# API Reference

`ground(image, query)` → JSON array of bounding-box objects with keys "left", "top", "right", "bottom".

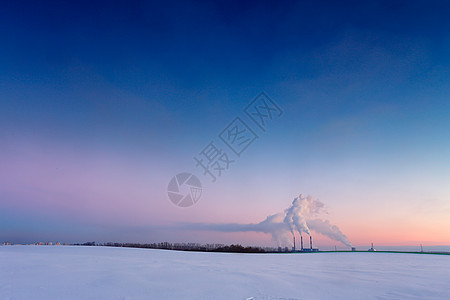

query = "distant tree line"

[
  {"left": 71, "top": 242, "right": 273, "bottom": 253},
  {"left": 212, "top": 244, "right": 266, "bottom": 253}
]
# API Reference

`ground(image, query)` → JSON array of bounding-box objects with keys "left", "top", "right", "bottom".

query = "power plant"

[
  {"left": 277, "top": 233, "right": 357, "bottom": 253},
  {"left": 292, "top": 234, "right": 319, "bottom": 252}
]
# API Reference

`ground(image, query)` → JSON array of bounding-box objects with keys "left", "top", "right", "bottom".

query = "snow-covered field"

[{"left": 1, "top": 246, "right": 449, "bottom": 300}]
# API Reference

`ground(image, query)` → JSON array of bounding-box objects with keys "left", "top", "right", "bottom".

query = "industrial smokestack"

[
  {"left": 293, "top": 236, "right": 296, "bottom": 252},
  {"left": 301, "top": 235, "right": 303, "bottom": 251},
  {"left": 310, "top": 235, "right": 313, "bottom": 250}
]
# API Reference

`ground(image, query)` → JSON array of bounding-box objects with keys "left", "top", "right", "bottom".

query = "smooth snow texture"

[{"left": 0, "top": 245, "right": 449, "bottom": 300}]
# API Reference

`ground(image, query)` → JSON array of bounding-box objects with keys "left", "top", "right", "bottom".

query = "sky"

[{"left": 1, "top": 0, "right": 449, "bottom": 249}]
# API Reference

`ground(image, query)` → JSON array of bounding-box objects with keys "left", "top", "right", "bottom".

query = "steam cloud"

[{"left": 183, "top": 193, "right": 352, "bottom": 247}]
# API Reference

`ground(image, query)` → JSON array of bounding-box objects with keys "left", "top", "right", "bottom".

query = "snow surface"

[{"left": 1, "top": 245, "right": 449, "bottom": 300}]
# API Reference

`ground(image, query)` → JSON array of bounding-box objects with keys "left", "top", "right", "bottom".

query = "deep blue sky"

[{"left": 1, "top": 1, "right": 449, "bottom": 246}]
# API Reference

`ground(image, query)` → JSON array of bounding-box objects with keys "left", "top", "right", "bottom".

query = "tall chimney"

[
  {"left": 310, "top": 235, "right": 313, "bottom": 250},
  {"left": 301, "top": 235, "right": 303, "bottom": 251},
  {"left": 293, "top": 236, "right": 296, "bottom": 252}
]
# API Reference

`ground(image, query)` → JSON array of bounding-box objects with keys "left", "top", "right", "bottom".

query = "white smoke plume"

[
  {"left": 181, "top": 193, "right": 352, "bottom": 247},
  {"left": 306, "top": 219, "right": 352, "bottom": 248},
  {"left": 284, "top": 194, "right": 324, "bottom": 236}
]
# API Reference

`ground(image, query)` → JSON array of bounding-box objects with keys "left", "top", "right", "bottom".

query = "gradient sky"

[{"left": 1, "top": 0, "right": 449, "bottom": 248}]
